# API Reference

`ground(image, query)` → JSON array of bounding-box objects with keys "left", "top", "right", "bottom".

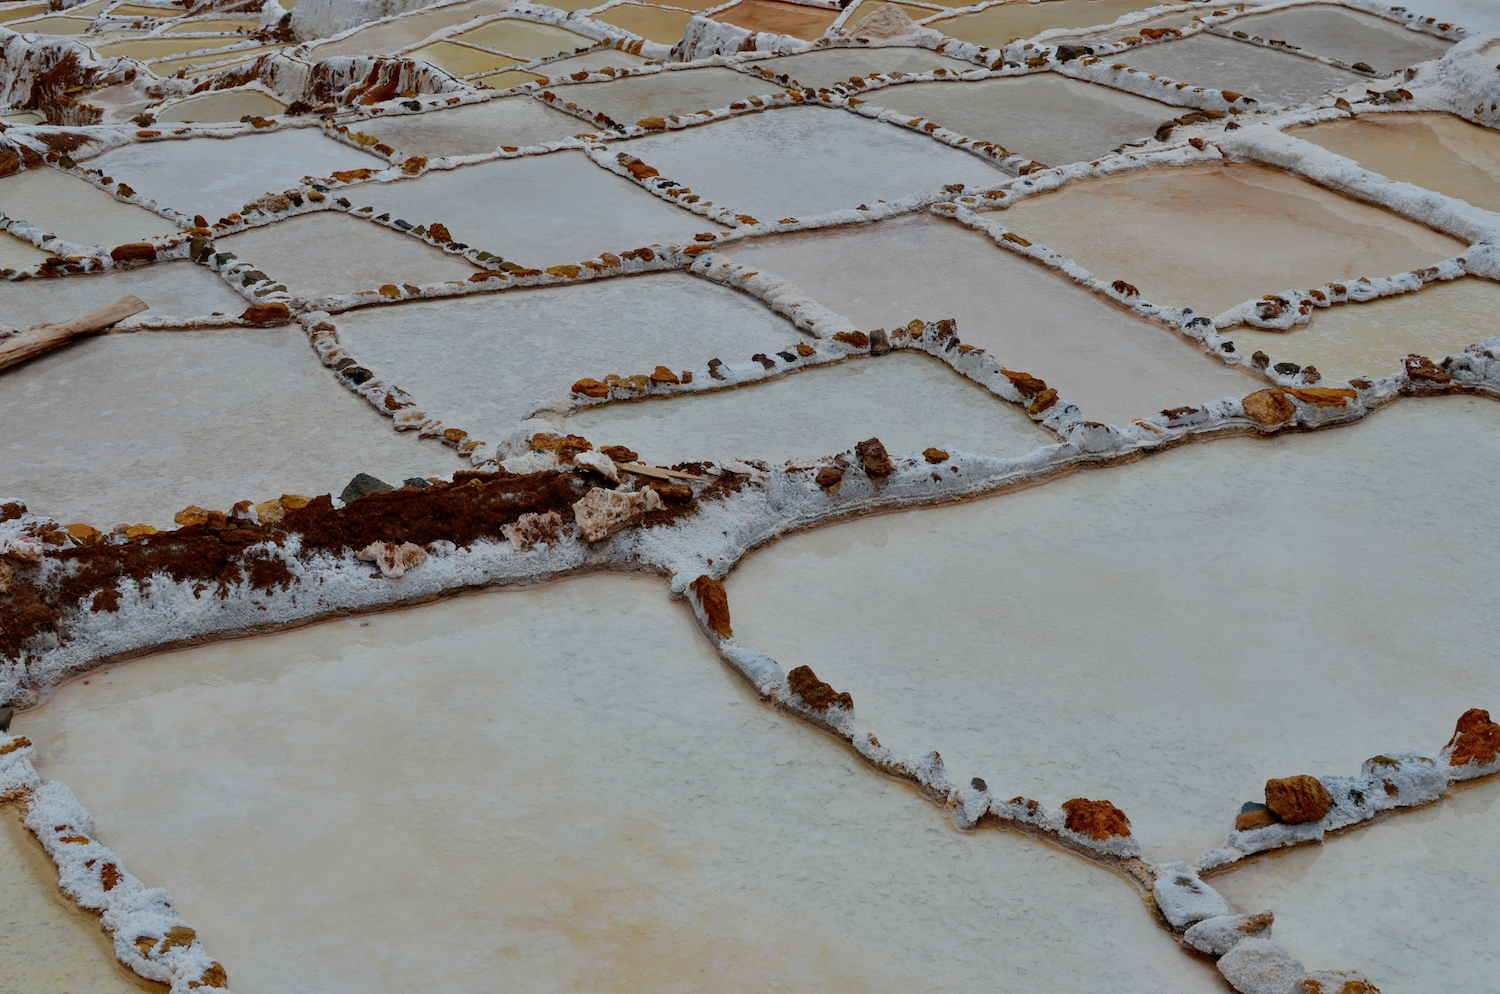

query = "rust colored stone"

[
  {"left": 1264, "top": 775, "right": 1332, "bottom": 824},
  {"left": 855, "top": 437, "right": 895, "bottom": 477},
  {"left": 330, "top": 168, "right": 375, "bottom": 183},
  {"left": 1029, "top": 388, "right": 1059, "bottom": 415},
  {"left": 174, "top": 506, "right": 210, "bottom": 528},
  {"left": 1235, "top": 808, "right": 1278, "bottom": 831},
  {"left": 1286, "top": 387, "right": 1356, "bottom": 407},
  {"left": 427, "top": 222, "right": 452, "bottom": 243},
  {"left": 815, "top": 466, "right": 844, "bottom": 490},
  {"left": 1446, "top": 708, "right": 1500, "bottom": 766},
  {"left": 833, "top": 330, "right": 869, "bottom": 348},
  {"left": 240, "top": 303, "right": 291, "bottom": 325},
  {"left": 1111, "top": 279, "right": 1139, "bottom": 296},
  {"left": 400, "top": 155, "right": 427, "bottom": 175},
  {"left": 1404, "top": 354, "right": 1451, "bottom": 384},
  {"left": 1000, "top": 368, "right": 1047, "bottom": 396},
  {"left": 1242, "top": 388, "right": 1296, "bottom": 425},
  {"left": 689, "top": 575, "right": 732, "bottom": 638},
  {"left": 786, "top": 665, "right": 852, "bottom": 711},
  {"left": 599, "top": 445, "right": 638, "bottom": 462},
  {"left": 530, "top": 433, "right": 592, "bottom": 462},
  {"left": 100, "top": 862, "right": 121, "bottom": 890},
  {"left": 64, "top": 523, "right": 101, "bottom": 545},
  {"left": 636, "top": 116, "right": 666, "bottom": 130},
  {"left": 923, "top": 447, "right": 948, "bottom": 464},
  {"left": 545, "top": 265, "right": 581, "bottom": 278},
  {"left": 188, "top": 962, "right": 229, "bottom": 989},
  {"left": 1000, "top": 231, "right": 1031, "bottom": 247},
  {"left": 795, "top": 342, "right": 816, "bottom": 357},
  {"left": 1061, "top": 798, "right": 1132, "bottom": 840},
  {"left": 110, "top": 243, "right": 156, "bottom": 264},
  {"left": 0, "top": 736, "right": 31, "bottom": 755},
  {"left": 649, "top": 365, "right": 679, "bottom": 384}
]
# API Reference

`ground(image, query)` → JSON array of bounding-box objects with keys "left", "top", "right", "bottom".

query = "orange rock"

[
  {"left": 110, "top": 243, "right": 156, "bottom": 264},
  {"left": 546, "top": 265, "right": 581, "bottom": 278},
  {"left": 330, "top": 168, "right": 375, "bottom": 183},
  {"left": 240, "top": 303, "right": 291, "bottom": 325},
  {"left": 815, "top": 466, "right": 843, "bottom": 493},
  {"left": 1286, "top": 387, "right": 1356, "bottom": 407},
  {"left": 636, "top": 116, "right": 666, "bottom": 130},
  {"left": 427, "top": 222, "right": 452, "bottom": 242},
  {"left": 125, "top": 524, "right": 158, "bottom": 540},
  {"left": 923, "top": 447, "right": 948, "bottom": 463},
  {"left": 1235, "top": 807, "right": 1278, "bottom": 831},
  {"left": 530, "top": 432, "right": 592, "bottom": 462},
  {"left": 1029, "top": 388, "right": 1059, "bottom": 415},
  {"left": 1000, "top": 231, "right": 1031, "bottom": 247},
  {"left": 600, "top": 444, "right": 638, "bottom": 462},
  {"left": 1404, "top": 354, "right": 1451, "bottom": 384},
  {"left": 1264, "top": 775, "right": 1332, "bottom": 823},
  {"left": 795, "top": 342, "right": 816, "bottom": 357},
  {"left": 174, "top": 506, "right": 209, "bottom": 528},
  {"left": 64, "top": 523, "right": 102, "bottom": 545},
  {"left": 855, "top": 437, "right": 895, "bottom": 477},
  {"left": 281, "top": 495, "right": 311, "bottom": 512},
  {"left": 689, "top": 575, "right": 732, "bottom": 638},
  {"left": 786, "top": 665, "right": 852, "bottom": 711},
  {"left": 190, "top": 962, "right": 229, "bottom": 989},
  {"left": 1061, "top": 798, "right": 1132, "bottom": 840},
  {"left": 833, "top": 330, "right": 869, "bottom": 348},
  {"left": 379, "top": 284, "right": 402, "bottom": 298},
  {"left": 254, "top": 499, "right": 285, "bottom": 524},
  {"left": 1000, "top": 368, "right": 1047, "bottom": 396},
  {"left": 1445, "top": 708, "right": 1500, "bottom": 767},
  {"left": 1242, "top": 388, "right": 1296, "bottom": 426},
  {"left": 400, "top": 155, "right": 427, "bottom": 175},
  {"left": 572, "top": 378, "right": 609, "bottom": 398}
]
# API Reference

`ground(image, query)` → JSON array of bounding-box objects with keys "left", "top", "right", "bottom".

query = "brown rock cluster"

[
  {"left": 689, "top": 575, "right": 732, "bottom": 638},
  {"left": 855, "top": 437, "right": 895, "bottom": 478},
  {"left": 1061, "top": 798, "right": 1132, "bottom": 840},
  {"left": 1264, "top": 775, "right": 1332, "bottom": 824},
  {"left": 786, "top": 665, "right": 853, "bottom": 711},
  {"left": 1445, "top": 708, "right": 1500, "bottom": 767}
]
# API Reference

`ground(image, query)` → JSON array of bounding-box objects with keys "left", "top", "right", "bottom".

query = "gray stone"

[
  {"left": 1218, "top": 939, "right": 1305, "bottom": 994},
  {"left": 869, "top": 327, "right": 891, "bottom": 356},
  {"left": 1153, "top": 861, "right": 1230, "bottom": 929},
  {"left": 339, "top": 473, "right": 394, "bottom": 504},
  {"left": 1184, "top": 912, "right": 1274, "bottom": 956}
]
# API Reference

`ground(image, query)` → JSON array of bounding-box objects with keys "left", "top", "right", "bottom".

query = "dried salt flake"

[
  {"left": 572, "top": 488, "right": 664, "bottom": 543},
  {"left": 356, "top": 541, "right": 428, "bottom": 578}
]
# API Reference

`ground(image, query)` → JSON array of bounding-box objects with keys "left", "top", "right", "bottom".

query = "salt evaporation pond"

[
  {"left": 711, "top": 0, "right": 839, "bottom": 40},
  {"left": 405, "top": 40, "right": 518, "bottom": 77},
  {"left": 0, "top": 166, "right": 179, "bottom": 248},
  {"left": 1, "top": 805, "right": 158, "bottom": 994},
  {"left": 0, "top": 323, "right": 441, "bottom": 528},
  {"left": 0, "top": 260, "right": 246, "bottom": 327},
  {"left": 533, "top": 48, "right": 651, "bottom": 75},
  {"left": 354, "top": 94, "right": 585, "bottom": 158},
  {"left": 86, "top": 130, "right": 383, "bottom": 221},
  {"left": 929, "top": 0, "right": 1162, "bottom": 48},
  {"left": 154, "top": 89, "right": 287, "bottom": 124},
  {"left": 1226, "top": 277, "right": 1500, "bottom": 382},
  {"left": 0, "top": 231, "right": 53, "bottom": 271},
  {"left": 353, "top": 151, "right": 727, "bottom": 268},
  {"left": 1212, "top": 776, "right": 1500, "bottom": 993},
  {"left": 995, "top": 163, "right": 1466, "bottom": 318},
  {"left": 216, "top": 212, "right": 481, "bottom": 299},
  {"left": 333, "top": 271, "right": 806, "bottom": 441},
  {"left": 721, "top": 213, "right": 1262, "bottom": 424},
  {"left": 1224, "top": 5, "right": 1451, "bottom": 74},
  {"left": 616, "top": 105, "right": 1004, "bottom": 220},
  {"left": 726, "top": 395, "right": 1500, "bottom": 863},
  {"left": 310, "top": 0, "right": 510, "bottom": 57},
  {"left": 591, "top": 4, "right": 694, "bottom": 44},
  {"left": 861, "top": 75, "right": 1178, "bottom": 167},
  {"left": 1288, "top": 111, "right": 1500, "bottom": 212},
  {"left": 1116, "top": 32, "right": 1362, "bottom": 107},
  {"left": 551, "top": 66, "right": 779, "bottom": 124},
  {"left": 767, "top": 46, "right": 976, "bottom": 91},
  {"left": 13, "top": 574, "right": 1223, "bottom": 994},
  {"left": 566, "top": 351, "right": 1055, "bottom": 465},
  {"left": 450, "top": 18, "right": 593, "bottom": 59}
]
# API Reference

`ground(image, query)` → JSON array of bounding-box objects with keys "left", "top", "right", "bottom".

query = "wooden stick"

[
  {"left": 618, "top": 462, "right": 710, "bottom": 482},
  {"left": 0, "top": 296, "right": 148, "bottom": 372}
]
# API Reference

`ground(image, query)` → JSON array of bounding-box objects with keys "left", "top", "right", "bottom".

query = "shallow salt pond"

[
  {"left": 353, "top": 151, "right": 726, "bottom": 267},
  {"left": 0, "top": 323, "right": 442, "bottom": 528},
  {"left": 0, "top": 230, "right": 53, "bottom": 271},
  {"left": 1, "top": 804, "right": 158, "bottom": 994},
  {"left": 566, "top": 351, "right": 1055, "bottom": 465},
  {"left": 450, "top": 18, "right": 593, "bottom": 59},
  {"left": 994, "top": 163, "right": 1466, "bottom": 318},
  {"left": 711, "top": 0, "right": 839, "bottom": 39},
  {"left": 1115, "top": 32, "right": 1362, "bottom": 108},
  {"left": 355, "top": 95, "right": 586, "bottom": 158},
  {"left": 311, "top": 0, "right": 510, "bottom": 57},
  {"left": 0, "top": 167, "right": 179, "bottom": 249},
  {"left": 155, "top": 89, "right": 287, "bottom": 124},
  {"left": 590, "top": 4, "right": 694, "bottom": 44},
  {"left": 1212, "top": 776, "right": 1500, "bottom": 992},
  {"left": 405, "top": 40, "right": 518, "bottom": 76},
  {"left": 727, "top": 395, "right": 1500, "bottom": 863},
  {"left": 721, "top": 212, "right": 1262, "bottom": 423},
  {"left": 532, "top": 48, "right": 651, "bottom": 75},
  {"left": 6, "top": 15, "right": 91, "bottom": 33},
  {"left": 617, "top": 105, "right": 1004, "bottom": 220},
  {"left": 86, "top": 130, "right": 383, "bottom": 221},
  {"left": 765, "top": 45, "right": 975, "bottom": 91},
  {"left": 862, "top": 75, "right": 1179, "bottom": 168},
  {"left": 13, "top": 574, "right": 1222, "bottom": 994},
  {"left": 1287, "top": 111, "right": 1500, "bottom": 213},
  {"left": 334, "top": 271, "right": 806, "bottom": 439},
  {"left": 1225, "top": 277, "right": 1500, "bottom": 382},
  {"left": 929, "top": 0, "right": 1162, "bottom": 47},
  {"left": 95, "top": 36, "right": 243, "bottom": 59},
  {"left": 145, "top": 45, "right": 286, "bottom": 79},
  {"left": 162, "top": 17, "right": 260, "bottom": 32},
  {"left": 551, "top": 66, "right": 779, "bottom": 124},
  {"left": 216, "top": 212, "right": 481, "bottom": 299},
  {"left": 1223, "top": 5, "right": 1450, "bottom": 74},
  {"left": 0, "top": 260, "right": 246, "bottom": 328}
]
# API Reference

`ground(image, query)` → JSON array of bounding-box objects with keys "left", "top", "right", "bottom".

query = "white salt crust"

[{"left": 3, "top": 1, "right": 1500, "bottom": 989}]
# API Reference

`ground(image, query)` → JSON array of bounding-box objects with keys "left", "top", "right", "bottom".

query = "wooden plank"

[
  {"left": 0, "top": 296, "right": 149, "bottom": 372},
  {"left": 618, "top": 462, "right": 710, "bottom": 482}
]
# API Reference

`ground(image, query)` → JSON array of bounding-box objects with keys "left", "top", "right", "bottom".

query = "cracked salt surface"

[
  {"left": 727, "top": 396, "right": 1500, "bottom": 863},
  {"left": 566, "top": 350, "right": 1055, "bottom": 465},
  {"left": 0, "top": 323, "right": 443, "bottom": 528},
  {"left": 995, "top": 163, "right": 1466, "bottom": 320},
  {"left": 334, "top": 271, "right": 807, "bottom": 441},
  {"left": 352, "top": 151, "right": 728, "bottom": 268},
  {"left": 87, "top": 130, "right": 383, "bottom": 223},
  {"left": 721, "top": 213, "right": 1262, "bottom": 423},
  {"left": 1211, "top": 775, "right": 1500, "bottom": 992},
  {"left": 14, "top": 574, "right": 1223, "bottom": 994},
  {"left": 616, "top": 105, "right": 1005, "bottom": 220}
]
